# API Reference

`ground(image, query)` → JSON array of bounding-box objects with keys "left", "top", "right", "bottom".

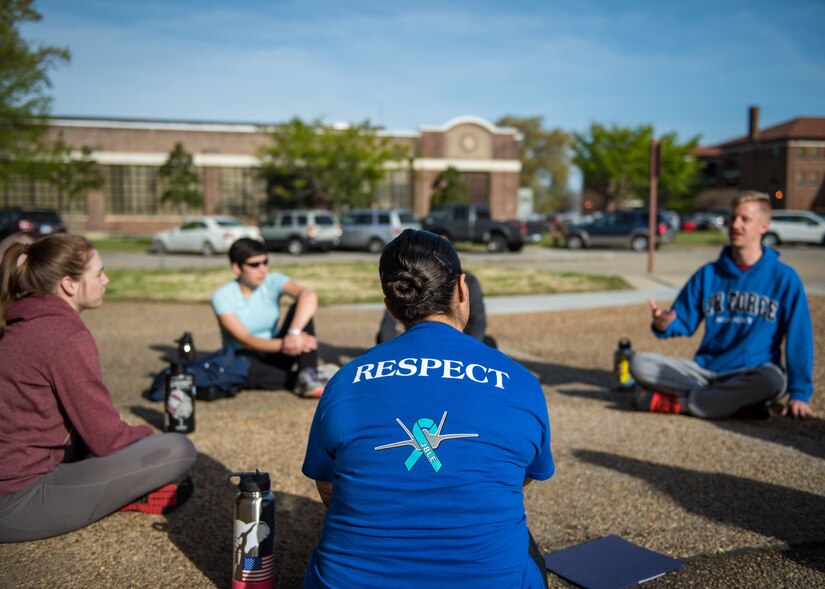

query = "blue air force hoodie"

[{"left": 656, "top": 246, "right": 813, "bottom": 403}]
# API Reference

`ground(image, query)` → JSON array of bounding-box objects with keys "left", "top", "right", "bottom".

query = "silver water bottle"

[{"left": 229, "top": 470, "right": 276, "bottom": 589}]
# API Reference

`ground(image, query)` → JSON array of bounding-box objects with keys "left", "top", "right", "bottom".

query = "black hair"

[
  {"left": 379, "top": 229, "right": 463, "bottom": 328},
  {"left": 228, "top": 238, "right": 267, "bottom": 266}
]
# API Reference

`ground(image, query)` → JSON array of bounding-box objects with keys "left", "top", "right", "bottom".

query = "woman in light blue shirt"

[{"left": 212, "top": 238, "right": 326, "bottom": 397}]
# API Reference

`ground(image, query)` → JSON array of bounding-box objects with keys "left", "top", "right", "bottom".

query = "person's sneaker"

[
  {"left": 294, "top": 367, "right": 324, "bottom": 398},
  {"left": 119, "top": 475, "right": 193, "bottom": 515},
  {"left": 317, "top": 363, "right": 340, "bottom": 382},
  {"left": 634, "top": 390, "right": 684, "bottom": 414}
]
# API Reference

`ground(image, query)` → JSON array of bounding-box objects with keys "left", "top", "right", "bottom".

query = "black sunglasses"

[{"left": 243, "top": 257, "right": 269, "bottom": 268}]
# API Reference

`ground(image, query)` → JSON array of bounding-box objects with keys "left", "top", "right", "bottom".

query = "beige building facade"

[{"left": 3, "top": 115, "right": 522, "bottom": 234}]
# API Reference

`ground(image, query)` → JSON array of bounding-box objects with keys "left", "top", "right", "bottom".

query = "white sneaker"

[
  {"left": 318, "top": 363, "right": 340, "bottom": 382},
  {"left": 294, "top": 367, "right": 324, "bottom": 398}
]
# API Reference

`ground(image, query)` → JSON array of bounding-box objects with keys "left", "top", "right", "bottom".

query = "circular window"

[{"left": 459, "top": 133, "right": 478, "bottom": 153}]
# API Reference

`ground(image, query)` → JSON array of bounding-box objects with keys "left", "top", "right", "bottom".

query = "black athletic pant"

[
  {"left": 529, "top": 530, "right": 549, "bottom": 588},
  {"left": 243, "top": 303, "right": 318, "bottom": 390}
]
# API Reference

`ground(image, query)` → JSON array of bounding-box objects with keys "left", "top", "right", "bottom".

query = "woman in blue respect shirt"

[{"left": 302, "top": 229, "right": 554, "bottom": 588}]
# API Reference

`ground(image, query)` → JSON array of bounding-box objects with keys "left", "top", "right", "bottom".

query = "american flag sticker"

[{"left": 241, "top": 553, "right": 274, "bottom": 582}]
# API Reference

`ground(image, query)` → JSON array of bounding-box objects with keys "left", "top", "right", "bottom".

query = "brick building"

[
  {"left": 2, "top": 115, "right": 522, "bottom": 234},
  {"left": 699, "top": 106, "right": 825, "bottom": 212}
]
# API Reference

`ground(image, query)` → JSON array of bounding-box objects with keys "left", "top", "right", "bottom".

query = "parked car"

[
  {"left": 709, "top": 208, "right": 731, "bottom": 230},
  {"left": 0, "top": 207, "right": 67, "bottom": 241},
  {"left": 339, "top": 208, "right": 421, "bottom": 253},
  {"left": 761, "top": 210, "right": 825, "bottom": 247},
  {"left": 660, "top": 209, "right": 681, "bottom": 234},
  {"left": 421, "top": 203, "right": 525, "bottom": 253},
  {"left": 520, "top": 213, "right": 557, "bottom": 243},
  {"left": 152, "top": 215, "right": 262, "bottom": 256},
  {"left": 564, "top": 209, "right": 674, "bottom": 252},
  {"left": 259, "top": 209, "right": 342, "bottom": 255}
]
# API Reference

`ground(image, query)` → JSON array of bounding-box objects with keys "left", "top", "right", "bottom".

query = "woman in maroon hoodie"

[{"left": 0, "top": 234, "right": 196, "bottom": 542}]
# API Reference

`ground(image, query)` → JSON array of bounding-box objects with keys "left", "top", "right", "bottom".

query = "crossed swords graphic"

[{"left": 375, "top": 411, "right": 478, "bottom": 472}]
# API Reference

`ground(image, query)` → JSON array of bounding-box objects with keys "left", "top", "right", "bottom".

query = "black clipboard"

[{"left": 543, "top": 535, "right": 683, "bottom": 589}]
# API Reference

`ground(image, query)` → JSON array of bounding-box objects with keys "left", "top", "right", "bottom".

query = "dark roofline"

[
  {"left": 718, "top": 116, "right": 825, "bottom": 148},
  {"left": 52, "top": 114, "right": 273, "bottom": 127}
]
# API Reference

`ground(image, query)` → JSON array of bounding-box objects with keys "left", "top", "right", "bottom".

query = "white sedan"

[
  {"left": 153, "top": 215, "right": 262, "bottom": 256},
  {"left": 762, "top": 210, "right": 825, "bottom": 247}
]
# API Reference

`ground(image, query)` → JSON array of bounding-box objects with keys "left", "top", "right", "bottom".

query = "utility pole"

[{"left": 647, "top": 139, "right": 659, "bottom": 273}]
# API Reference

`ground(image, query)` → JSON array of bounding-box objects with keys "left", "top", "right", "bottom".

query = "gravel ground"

[{"left": 1, "top": 297, "right": 823, "bottom": 589}]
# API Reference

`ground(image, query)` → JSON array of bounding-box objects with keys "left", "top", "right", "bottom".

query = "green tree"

[
  {"left": 159, "top": 143, "right": 201, "bottom": 214},
  {"left": 0, "top": 0, "right": 70, "bottom": 187},
  {"left": 496, "top": 115, "right": 571, "bottom": 212},
  {"left": 430, "top": 166, "right": 469, "bottom": 208},
  {"left": 44, "top": 135, "right": 104, "bottom": 210},
  {"left": 572, "top": 123, "right": 703, "bottom": 211},
  {"left": 259, "top": 117, "right": 407, "bottom": 210},
  {"left": 655, "top": 131, "right": 704, "bottom": 211}
]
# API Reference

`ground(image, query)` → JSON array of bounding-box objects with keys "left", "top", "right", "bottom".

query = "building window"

[
  {"left": 794, "top": 171, "right": 805, "bottom": 187},
  {"left": 722, "top": 156, "right": 740, "bottom": 186},
  {"left": 221, "top": 167, "right": 267, "bottom": 218},
  {"left": 811, "top": 146, "right": 821, "bottom": 159},
  {"left": 771, "top": 146, "right": 780, "bottom": 160},
  {"left": 460, "top": 172, "right": 491, "bottom": 204},
  {"left": 108, "top": 165, "right": 188, "bottom": 215},
  {"left": 374, "top": 169, "right": 412, "bottom": 209},
  {"left": 811, "top": 172, "right": 821, "bottom": 188},
  {"left": 796, "top": 147, "right": 806, "bottom": 159},
  {"left": 0, "top": 171, "right": 83, "bottom": 213}
]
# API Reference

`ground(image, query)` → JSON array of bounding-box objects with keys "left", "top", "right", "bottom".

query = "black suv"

[
  {"left": 0, "top": 207, "right": 67, "bottom": 241},
  {"left": 564, "top": 209, "right": 674, "bottom": 252}
]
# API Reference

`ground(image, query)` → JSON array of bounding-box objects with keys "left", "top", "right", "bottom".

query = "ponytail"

[{"left": 0, "top": 234, "right": 94, "bottom": 339}]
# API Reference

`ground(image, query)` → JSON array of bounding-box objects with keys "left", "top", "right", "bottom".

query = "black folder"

[{"left": 543, "top": 535, "right": 683, "bottom": 589}]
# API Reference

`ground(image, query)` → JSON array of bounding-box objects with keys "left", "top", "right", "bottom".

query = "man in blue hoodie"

[{"left": 630, "top": 191, "right": 814, "bottom": 420}]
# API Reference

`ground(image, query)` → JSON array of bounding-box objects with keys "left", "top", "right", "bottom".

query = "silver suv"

[
  {"left": 339, "top": 208, "right": 421, "bottom": 253},
  {"left": 260, "top": 209, "right": 342, "bottom": 255}
]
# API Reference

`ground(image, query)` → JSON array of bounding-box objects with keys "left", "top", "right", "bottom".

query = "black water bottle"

[
  {"left": 164, "top": 361, "right": 196, "bottom": 433},
  {"left": 229, "top": 470, "right": 276, "bottom": 589},
  {"left": 176, "top": 332, "right": 197, "bottom": 363},
  {"left": 614, "top": 338, "right": 635, "bottom": 391}
]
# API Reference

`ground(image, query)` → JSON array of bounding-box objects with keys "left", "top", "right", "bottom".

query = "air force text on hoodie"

[{"left": 655, "top": 246, "right": 813, "bottom": 404}]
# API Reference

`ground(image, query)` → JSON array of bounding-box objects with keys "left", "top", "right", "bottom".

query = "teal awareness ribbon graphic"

[{"left": 404, "top": 418, "right": 442, "bottom": 472}]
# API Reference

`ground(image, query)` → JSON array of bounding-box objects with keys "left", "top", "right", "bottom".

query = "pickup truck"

[{"left": 421, "top": 204, "right": 525, "bottom": 253}]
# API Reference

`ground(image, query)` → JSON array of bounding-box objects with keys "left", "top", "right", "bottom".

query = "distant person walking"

[{"left": 630, "top": 191, "right": 814, "bottom": 419}]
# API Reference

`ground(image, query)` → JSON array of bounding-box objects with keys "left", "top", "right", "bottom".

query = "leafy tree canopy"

[
  {"left": 496, "top": 115, "right": 571, "bottom": 213},
  {"left": 159, "top": 143, "right": 202, "bottom": 213},
  {"left": 258, "top": 117, "right": 408, "bottom": 210},
  {"left": 0, "top": 0, "right": 70, "bottom": 186},
  {"left": 430, "top": 166, "right": 469, "bottom": 208},
  {"left": 572, "top": 123, "right": 703, "bottom": 211},
  {"left": 44, "top": 134, "right": 103, "bottom": 207}
]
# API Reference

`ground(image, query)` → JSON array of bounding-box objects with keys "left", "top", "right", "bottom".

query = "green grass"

[
  {"left": 104, "top": 262, "right": 631, "bottom": 305},
  {"left": 671, "top": 230, "right": 728, "bottom": 248},
  {"left": 90, "top": 236, "right": 154, "bottom": 252},
  {"left": 535, "top": 229, "right": 728, "bottom": 250}
]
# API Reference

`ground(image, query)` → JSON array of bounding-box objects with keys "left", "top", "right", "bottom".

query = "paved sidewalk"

[{"left": 333, "top": 287, "right": 681, "bottom": 315}]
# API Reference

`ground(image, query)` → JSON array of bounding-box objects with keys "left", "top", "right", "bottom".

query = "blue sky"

[{"left": 27, "top": 0, "right": 825, "bottom": 146}]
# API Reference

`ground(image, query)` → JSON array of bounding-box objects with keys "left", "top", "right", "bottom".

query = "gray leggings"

[
  {"left": 630, "top": 352, "right": 787, "bottom": 419},
  {"left": 0, "top": 433, "right": 196, "bottom": 542}
]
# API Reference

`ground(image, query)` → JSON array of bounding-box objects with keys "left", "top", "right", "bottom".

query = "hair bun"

[{"left": 386, "top": 270, "right": 426, "bottom": 306}]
